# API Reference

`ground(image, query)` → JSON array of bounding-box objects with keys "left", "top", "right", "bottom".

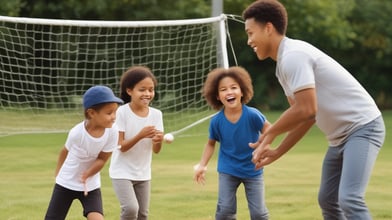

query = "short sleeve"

[
  {"left": 115, "top": 105, "right": 126, "bottom": 132},
  {"left": 64, "top": 122, "right": 83, "bottom": 151},
  {"left": 280, "top": 51, "right": 315, "bottom": 95},
  {"left": 102, "top": 127, "right": 119, "bottom": 153},
  {"left": 208, "top": 112, "right": 221, "bottom": 142},
  {"left": 155, "top": 109, "right": 164, "bottom": 132},
  {"left": 248, "top": 107, "right": 266, "bottom": 132}
]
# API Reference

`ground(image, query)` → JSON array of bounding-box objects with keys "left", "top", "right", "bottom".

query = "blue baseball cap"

[{"left": 83, "top": 85, "right": 123, "bottom": 109}]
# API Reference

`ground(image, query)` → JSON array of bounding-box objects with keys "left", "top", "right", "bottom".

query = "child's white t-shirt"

[
  {"left": 109, "top": 104, "right": 163, "bottom": 181},
  {"left": 56, "top": 121, "right": 118, "bottom": 191},
  {"left": 276, "top": 37, "right": 381, "bottom": 146}
]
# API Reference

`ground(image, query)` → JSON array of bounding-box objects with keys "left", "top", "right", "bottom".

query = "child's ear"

[
  {"left": 126, "top": 88, "right": 132, "bottom": 96},
  {"left": 86, "top": 108, "right": 96, "bottom": 119}
]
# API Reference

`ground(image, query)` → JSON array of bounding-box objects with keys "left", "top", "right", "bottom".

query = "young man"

[{"left": 242, "top": 0, "right": 385, "bottom": 219}]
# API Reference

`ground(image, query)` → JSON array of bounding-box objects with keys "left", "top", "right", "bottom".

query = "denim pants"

[
  {"left": 318, "top": 116, "right": 385, "bottom": 220},
  {"left": 215, "top": 172, "right": 269, "bottom": 220}
]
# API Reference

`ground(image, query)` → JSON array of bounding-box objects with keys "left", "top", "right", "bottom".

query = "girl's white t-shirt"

[
  {"left": 276, "top": 37, "right": 381, "bottom": 146},
  {"left": 109, "top": 104, "right": 163, "bottom": 181},
  {"left": 56, "top": 121, "right": 118, "bottom": 191}
]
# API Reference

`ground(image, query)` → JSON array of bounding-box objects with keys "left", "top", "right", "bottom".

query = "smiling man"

[{"left": 242, "top": 0, "right": 385, "bottom": 219}]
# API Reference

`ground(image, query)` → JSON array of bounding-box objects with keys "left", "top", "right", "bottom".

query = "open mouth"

[{"left": 226, "top": 97, "right": 236, "bottom": 104}]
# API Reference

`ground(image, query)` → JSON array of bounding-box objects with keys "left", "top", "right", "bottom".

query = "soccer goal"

[{"left": 0, "top": 15, "right": 230, "bottom": 137}]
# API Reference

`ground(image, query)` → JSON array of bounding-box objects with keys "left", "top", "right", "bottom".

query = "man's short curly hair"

[{"left": 242, "top": 0, "right": 288, "bottom": 35}]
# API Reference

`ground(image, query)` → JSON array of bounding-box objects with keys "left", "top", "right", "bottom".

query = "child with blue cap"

[{"left": 45, "top": 85, "right": 123, "bottom": 220}]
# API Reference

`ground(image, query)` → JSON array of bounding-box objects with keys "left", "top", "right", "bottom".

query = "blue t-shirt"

[{"left": 209, "top": 105, "right": 266, "bottom": 178}]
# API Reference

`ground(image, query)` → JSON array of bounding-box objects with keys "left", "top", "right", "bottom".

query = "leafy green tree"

[
  {"left": 0, "top": 0, "right": 25, "bottom": 16},
  {"left": 346, "top": 0, "right": 392, "bottom": 108},
  {"left": 224, "top": 0, "right": 392, "bottom": 109},
  {"left": 18, "top": 0, "right": 211, "bottom": 20},
  {"left": 1, "top": 0, "right": 391, "bottom": 109}
]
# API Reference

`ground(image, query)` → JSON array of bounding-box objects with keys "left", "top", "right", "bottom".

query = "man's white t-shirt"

[
  {"left": 109, "top": 104, "right": 163, "bottom": 181},
  {"left": 276, "top": 37, "right": 381, "bottom": 146},
  {"left": 56, "top": 121, "right": 118, "bottom": 191}
]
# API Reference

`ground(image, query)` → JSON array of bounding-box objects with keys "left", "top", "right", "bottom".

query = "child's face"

[
  {"left": 217, "top": 76, "right": 243, "bottom": 109},
  {"left": 127, "top": 77, "right": 155, "bottom": 107},
  {"left": 90, "top": 103, "right": 119, "bottom": 128}
]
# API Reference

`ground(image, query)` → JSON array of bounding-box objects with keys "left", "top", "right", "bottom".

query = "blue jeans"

[
  {"left": 216, "top": 173, "right": 269, "bottom": 220},
  {"left": 318, "top": 116, "right": 385, "bottom": 220}
]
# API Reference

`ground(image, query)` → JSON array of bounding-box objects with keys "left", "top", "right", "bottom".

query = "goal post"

[{"left": 0, "top": 14, "right": 229, "bottom": 136}]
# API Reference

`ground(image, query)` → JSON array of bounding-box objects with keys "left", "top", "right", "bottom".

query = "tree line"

[{"left": 1, "top": 0, "right": 391, "bottom": 109}]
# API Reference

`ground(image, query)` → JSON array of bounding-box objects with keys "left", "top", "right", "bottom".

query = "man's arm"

[
  {"left": 253, "top": 117, "right": 315, "bottom": 168},
  {"left": 264, "top": 88, "right": 316, "bottom": 139},
  {"left": 252, "top": 88, "right": 317, "bottom": 168}
]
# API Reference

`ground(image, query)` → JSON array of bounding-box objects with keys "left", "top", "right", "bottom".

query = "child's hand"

[
  {"left": 139, "top": 126, "right": 157, "bottom": 138},
  {"left": 152, "top": 130, "right": 163, "bottom": 144},
  {"left": 249, "top": 133, "right": 264, "bottom": 149},
  {"left": 80, "top": 172, "right": 88, "bottom": 183},
  {"left": 193, "top": 163, "right": 207, "bottom": 185},
  {"left": 80, "top": 172, "right": 88, "bottom": 196}
]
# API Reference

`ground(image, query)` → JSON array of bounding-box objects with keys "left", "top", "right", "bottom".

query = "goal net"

[{"left": 0, "top": 15, "right": 229, "bottom": 137}]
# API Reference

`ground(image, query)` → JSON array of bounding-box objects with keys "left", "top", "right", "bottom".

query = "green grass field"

[{"left": 0, "top": 111, "right": 391, "bottom": 220}]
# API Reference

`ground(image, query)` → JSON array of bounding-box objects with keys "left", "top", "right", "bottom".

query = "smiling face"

[
  {"left": 88, "top": 102, "right": 119, "bottom": 129},
  {"left": 127, "top": 77, "right": 155, "bottom": 108},
  {"left": 245, "top": 18, "right": 273, "bottom": 61},
  {"left": 217, "top": 76, "right": 243, "bottom": 110}
]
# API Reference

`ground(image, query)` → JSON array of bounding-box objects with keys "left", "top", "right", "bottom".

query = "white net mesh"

[{"left": 0, "top": 15, "right": 229, "bottom": 136}]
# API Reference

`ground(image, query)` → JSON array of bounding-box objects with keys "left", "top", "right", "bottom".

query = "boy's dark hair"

[
  {"left": 202, "top": 66, "right": 253, "bottom": 110},
  {"left": 84, "top": 102, "right": 111, "bottom": 119},
  {"left": 119, "top": 66, "right": 157, "bottom": 103},
  {"left": 242, "top": 0, "right": 288, "bottom": 35}
]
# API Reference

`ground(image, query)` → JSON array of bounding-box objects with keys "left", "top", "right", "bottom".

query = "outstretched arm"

[
  {"left": 194, "top": 139, "right": 216, "bottom": 184},
  {"left": 252, "top": 88, "right": 317, "bottom": 168},
  {"left": 253, "top": 118, "right": 315, "bottom": 169}
]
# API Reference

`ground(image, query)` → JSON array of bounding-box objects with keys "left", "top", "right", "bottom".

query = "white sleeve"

[
  {"left": 156, "top": 110, "right": 164, "bottom": 132},
  {"left": 64, "top": 122, "right": 82, "bottom": 151},
  {"left": 115, "top": 106, "right": 126, "bottom": 132},
  {"left": 102, "top": 127, "right": 119, "bottom": 152},
  {"left": 281, "top": 51, "right": 315, "bottom": 94}
]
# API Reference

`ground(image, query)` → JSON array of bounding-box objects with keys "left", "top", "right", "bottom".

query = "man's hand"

[{"left": 250, "top": 143, "right": 279, "bottom": 169}]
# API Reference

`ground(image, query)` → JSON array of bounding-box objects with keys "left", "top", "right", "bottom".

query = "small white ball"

[{"left": 164, "top": 133, "right": 174, "bottom": 143}]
